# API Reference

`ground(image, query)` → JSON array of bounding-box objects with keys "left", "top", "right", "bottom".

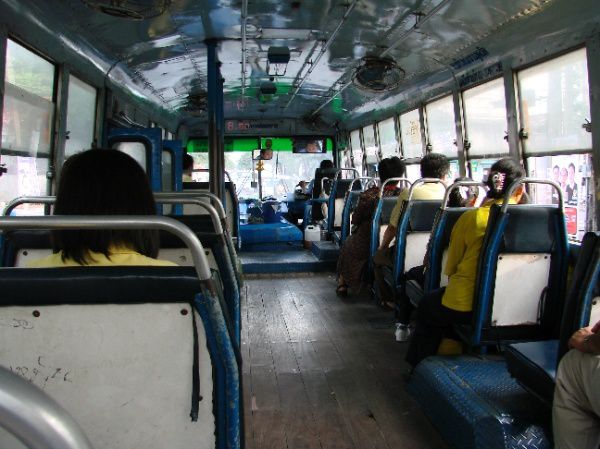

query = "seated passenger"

[
  {"left": 395, "top": 177, "right": 479, "bottom": 341},
  {"left": 373, "top": 153, "right": 450, "bottom": 308},
  {"left": 405, "top": 158, "right": 525, "bottom": 366},
  {"left": 336, "top": 157, "right": 406, "bottom": 296},
  {"left": 553, "top": 321, "right": 600, "bottom": 449},
  {"left": 27, "top": 149, "right": 176, "bottom": 267}
]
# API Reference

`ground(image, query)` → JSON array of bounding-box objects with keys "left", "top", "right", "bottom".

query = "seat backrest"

[
  {"left": 424, "top": 208, "right": 473, "bottom": 292},
  {"left": 311, "top": 168, "right": 338, "bottom": 199},
  {"left": 326, "top": 178, "right": 359, "bottom": 230},
  {"left": 369, "top": 197, "right": 398, "bottom": 262},
  {"left": 393, "top": 200, "right": 442, "bottom": 285},
  {"left": 182, "top": 182, "right": 239, "bottom": 240},
  {"left": 340, "top": 191, "right": 362, "bottom": 245},
  {"left": 470, "top": 204, "right": 568, "bottom": 346},
  {"left": 557, "top": 232, "right": 600, "bottom": 360},
  {"left": 0, "top": 266, "right": 238, "bottom": 449}
]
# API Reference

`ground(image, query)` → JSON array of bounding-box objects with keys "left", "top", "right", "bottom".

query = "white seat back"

[{"left": 404, "top": 232, "right": 430, "bottom": 272}]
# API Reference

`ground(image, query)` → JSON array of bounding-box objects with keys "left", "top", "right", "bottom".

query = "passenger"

[
  {"left": 373, "top": 153, "right": 450, "bottom": 308},
  {"left": 183, "top": 152, "right": 194, "bottom": 182},
  {"left": 553, "top": 320, "right": 600, "bottom": 449},
  {"left": 336, "top": 157, "right": 406, "bottom": 296},
  {"left": 27, "top": 149, "right": 176, "bottom": 267},
  {"left": 405, "top": 158, "right": 525, "bottom": 366},
  {"left": 395, "top": 177, "right": 479, "bottom": 341}
]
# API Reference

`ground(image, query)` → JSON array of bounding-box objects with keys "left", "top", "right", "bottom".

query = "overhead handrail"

[
  {"left": 379, "top": 177, "right": 411, "bottom": 198},
  {"left": 406, "top": 178, "right": 445, "bottom": 202},
  {"left": 501, "top": 178, "right": 563, "bottom": 213},
  {"left": 3, "top": 196, "right": 56, "bottom": 216},
  {"left": 0, "top": 216, "right": 212, "bottom": 280},
  {"left": 320, "top": 176, "right": 332, "bottom": 193},
  {"left": 0, "top": 365, "right": 94, "bottom": 449},
  {"left": 349, "top": 176, "right": 378, "bottom": 192},
  {"left": 441, "top": 181, "right": 487, "bottom": 210}
]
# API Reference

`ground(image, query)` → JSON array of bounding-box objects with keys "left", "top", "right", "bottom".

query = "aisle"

[{"left": 242, "top": 273, "right": 448, "bottom": 449}]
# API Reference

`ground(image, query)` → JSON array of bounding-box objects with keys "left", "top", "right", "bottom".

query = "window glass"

[
  {"left": 65, "top": 76, "right": 96, "bottom": 158},
  {"left": 527, "top": 154, "right": 595, "bottom": 241},
  {"left": 518, "top": 48, "right": 591, "bottom": 154},
  {"left": 468, "top": 158, "right": 496, "bottom": 182},
  {"left": 400, "top": 109, "right": 422, "bottom": 159},
  {"left": 405, "top": 164, "right": 421, "bottom": 182},
  {"left": 462, "top": 78, "right": 509, "bottom": 156},
  {"left": 378, "top": 117, "right": 398, "bottom": 158},
  {"left": 362, "top": 125, "right": 378, "bottom": 164},
  {"left": 162, "top": 150, "right": 173, "bottom": 192},
  {"left": 350, "top": 129, "right": 363, "bottom": 174},
  {"left": 425, "top": 95, "right": 457, "bottom": 157},
  {"left": 1, "top": 39, "right": 56, "bottom": 215},
  {"left": 112, "top": 141, "right": 147, "bottom": 172}
]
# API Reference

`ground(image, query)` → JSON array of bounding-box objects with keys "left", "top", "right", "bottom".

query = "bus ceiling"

[{"left": 0, "top": 0, "right": 599, "bottom": 133}]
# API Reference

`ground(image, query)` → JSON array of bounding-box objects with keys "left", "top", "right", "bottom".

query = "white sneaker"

[{"left": 395, "top": 323, "right": 412, "bottom": 342}]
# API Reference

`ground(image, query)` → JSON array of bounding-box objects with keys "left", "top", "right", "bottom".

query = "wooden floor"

[{"left": 242, "top": 272, "right": 448, "bottom": 449}]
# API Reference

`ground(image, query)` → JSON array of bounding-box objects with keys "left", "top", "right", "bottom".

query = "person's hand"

[
  {"left": 569, "top": 326, "right": 594, "bottom": 352},
  {"left": 591, "top": 320, "right": 600, "bottom": 334}
]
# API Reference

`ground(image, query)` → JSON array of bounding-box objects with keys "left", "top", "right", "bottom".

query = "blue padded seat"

[
  {"left": 326, "top": 178, "right": 360, "bottom": 232},
  {"left": 505, "top": 232, "right": 600, "bottom": 405},
  {"left": 339, "top": 190, "right": 362, "bottom": 247},
  {"left": 424, "top": 207, "right": 472, "bottom": 292},
  {"left": 368, "top": 196, "right": 398, "bottom": 272},
  {"left": 457, "top": 204, "right": 568, "bottom": 347}
]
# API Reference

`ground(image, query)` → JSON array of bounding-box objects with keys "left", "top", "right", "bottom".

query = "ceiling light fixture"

[{"left": 267, "top": 46, "right": 290, "bottom": 77}]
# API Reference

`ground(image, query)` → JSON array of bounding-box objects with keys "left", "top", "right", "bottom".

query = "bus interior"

[{"left": 0, "top": 0, "right": 600, "bottom": 448}]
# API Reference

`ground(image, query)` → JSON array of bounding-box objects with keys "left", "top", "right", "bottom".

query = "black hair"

[
  {"left": 568, "top": 162, "right": 576, "bottom": 171},
  {"left": 378, "top": 156, "right": 406, "bottom": 183},
  {"left": 448, "top": 177, "right": 478, "bottom": 207},
  {"left": 53, "top": 149, "right": 159, "bottom": 264},
  {"left": 485, "top": 157, "right": 526, "bottom": 200},
  {"left": 420, "top": 153, "right": 450, "bottom": 179},
  {"left": 320, "top": 159, "right": 334, "bottom": 170},
  {"left": 183, "top": 153, "right": 194, "bottom": 171}
]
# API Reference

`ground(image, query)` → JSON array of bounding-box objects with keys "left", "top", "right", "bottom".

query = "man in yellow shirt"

[
  {"left": 373, "top": 153, "right": 449, "bottom": 307},
  {"left": 406, "top": 158, "right": 525, "bottom": 366}
]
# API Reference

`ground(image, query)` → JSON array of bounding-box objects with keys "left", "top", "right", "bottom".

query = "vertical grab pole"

[{"left": 207, "top": 39, "right": 225, "bottom": 204}]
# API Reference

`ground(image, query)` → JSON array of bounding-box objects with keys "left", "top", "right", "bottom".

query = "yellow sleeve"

[
  {"left": 443, "top": 213, "right": 468, "bottom": 277},
  {"left": 388, "top": 189, "right": 408, "bottom": 227}
]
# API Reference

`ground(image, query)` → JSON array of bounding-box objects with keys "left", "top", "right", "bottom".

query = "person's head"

[
  {"left": 264, "top": 138, "right": 272, "bottom": 149},
  {"left": 183, "top": 153, "right": 194, "bottom": 173},
  {"left": 53, "top": 149, "right": 159, "bottom": 264},
  {"left": 552, "top": 165, "right": 560, "bottom": 182},
  {"left": 378, "top": 156, "right": 406, "bottom": 184},
  {"left": 420, "top": 153, "right": 450, "bottom": 180},
  {"left": 560, "top": 167, "right": 568, "bottom": 185},
  {"left": 568, "top": 163, "right": 576, "bottom": 182},
  {"left": 306, "top": 140, "right": 320, "bottom": 153},
  {"left": 485, "top": 157, "right": 526, "bottom": 201},
  {"left": 320, "top": 159, "right": 334, "bottom": 170},
  {"left": 448, "top": 177, "right": 479, "bottom": 207}
]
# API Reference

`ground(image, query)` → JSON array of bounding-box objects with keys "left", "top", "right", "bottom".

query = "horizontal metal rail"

[
  {"left": 441, "top": 180, "right": 487, "bottom": 210},
  {"left": 501, "top": 178, "right": 563, "bottom": 213},
  {"left": 0, "top": 216, "right": 212, "bottom": 280}
]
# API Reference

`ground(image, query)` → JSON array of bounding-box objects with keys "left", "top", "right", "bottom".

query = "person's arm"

[
  {"left": 569, "top": 326, "right": 600, "bottom": 355},
  {"left": 443, "top": 214, "right": 468, "bottom": 277},
  {"left": 378, "top": 224, "right": 396, "bottom": 250}
]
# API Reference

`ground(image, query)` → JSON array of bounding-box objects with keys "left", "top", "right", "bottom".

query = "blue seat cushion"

[{"left": 505, "top": 340, "right": 558, "bottom": 405}]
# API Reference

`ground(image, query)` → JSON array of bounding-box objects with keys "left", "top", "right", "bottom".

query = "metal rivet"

[
  {"left": 32, "top": 310, "right": 40, "bottom": 318},
  {"left": 180, "top": 309, "right": 189, "bottom": 316},
  {"left": 205, "top": 251, "right": 210, "bottom": 256},
  {"left": 23, "top": 251, "right": 28, "bottom": 256}
]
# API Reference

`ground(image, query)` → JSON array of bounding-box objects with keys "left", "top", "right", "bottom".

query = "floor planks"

[{"left": 242, "top": 273, "right": 448, "bottom": 449}]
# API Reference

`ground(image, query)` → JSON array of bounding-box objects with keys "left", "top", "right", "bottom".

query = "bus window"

[
  {"left": 405, "top": 163, "right": 421, "bottom": 182},
  {"left": 112, "top": 141, "right": 147, "bottom": 171},
  {"left": 517, "top": 48, "right": 595, "bottom": 240},
  {"left": 362, "top": 125, "right": 378, "bottom": 164},
  {"left": 0, "top": 39, "right": 56, "bottom": 215},
  {"left": 469, "top": 158, "right": 496, "bottom": 182},
  {"left": 350, "top": 129, "right": 363, "bottom": 175},
  {"left": 378, "top": 117, "right": 398, "bottom": 158},
  {"left": 425, "top": 95, "right": 457, "bottom": 158},
  {"left": 400, "top": 108, "right": 423, "bottom": 159},
  {"left": 462, "top": 78, "right": 509, "bottom": 157},
  {"left": 65, "top": 76, "right": 97, "bottom": 158}
]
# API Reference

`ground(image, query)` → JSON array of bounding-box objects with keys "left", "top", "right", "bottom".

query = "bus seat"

[
  {"left": 326, "top": 179, "right": 359, "bottom": 232},
  {"left": 458, "top": 204, "right": 569, "bottom": 348},
  {"left": 369, "top": 197, "right": 398, "bottom": 264},
  {"left": 504, "top": 232, "right": 600, "bottom": 405},
  {"left": 423, "top": 208, "right": 473, "bottom": 293},
  {"left": 0, "top": 266, "right": 240, "bottom": 449},
  {"left": 385, "top": 200, "right": 442, "bottom": 303},
  {"left": 339, "top": 190, "right": 362, "bottom": 246},
  {"left": 182, "top": 181, "right": 240, "bottom": 248}
]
